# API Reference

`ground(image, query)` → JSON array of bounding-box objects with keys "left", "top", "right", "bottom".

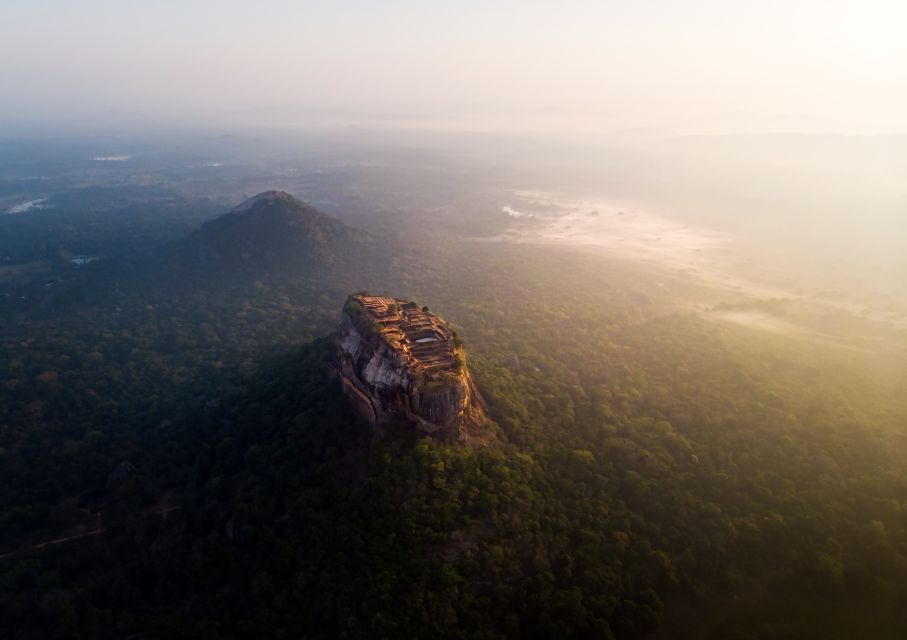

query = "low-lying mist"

[{"left": 466, "top": 129, "right": 907, "bottom": 309}]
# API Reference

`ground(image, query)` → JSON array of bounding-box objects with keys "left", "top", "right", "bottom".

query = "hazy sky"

[{"left": 2, "top": 0, "right": 904, "bottom": 133}]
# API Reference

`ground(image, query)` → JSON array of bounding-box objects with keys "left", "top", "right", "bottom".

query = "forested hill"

[
  {"left": 0, "top": 191, "right": 387, "bottom": 319},
  {"left": 186, "top": 190, "right": 361, "bottom": 268},
  {"left": 1, "top": 195, "right": 907, "bottom": 638}
]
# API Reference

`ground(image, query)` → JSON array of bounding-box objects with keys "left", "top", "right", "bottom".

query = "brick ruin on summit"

[{"left": 351, "top": 294, "right": 458, "bottom": 376}]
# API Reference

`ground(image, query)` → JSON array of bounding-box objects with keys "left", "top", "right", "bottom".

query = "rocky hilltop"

[{"left": 337, "top": 294, "right": 490, "bottom": 443}]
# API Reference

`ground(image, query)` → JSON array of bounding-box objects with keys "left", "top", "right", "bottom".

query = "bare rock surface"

[{"left": 337, "top": 294, "right": 492, "bottom": 443}]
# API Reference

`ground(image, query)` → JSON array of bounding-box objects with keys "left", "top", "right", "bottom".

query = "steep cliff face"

[{"left": 336, "top": 295, "right": 489, "bottom": 443}]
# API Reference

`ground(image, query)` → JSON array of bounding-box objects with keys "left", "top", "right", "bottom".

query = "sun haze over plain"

[{"left": 1, "top": 0, "right": 904, "bottom": 134}]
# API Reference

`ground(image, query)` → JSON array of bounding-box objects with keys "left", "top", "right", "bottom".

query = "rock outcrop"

[{"left": 337, "top": 294, "right": 490, "bottom": 443}]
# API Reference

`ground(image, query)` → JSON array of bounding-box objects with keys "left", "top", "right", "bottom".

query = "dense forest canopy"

[{"left": 1, "top": 156, "right": 906, "bottom": 639}]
